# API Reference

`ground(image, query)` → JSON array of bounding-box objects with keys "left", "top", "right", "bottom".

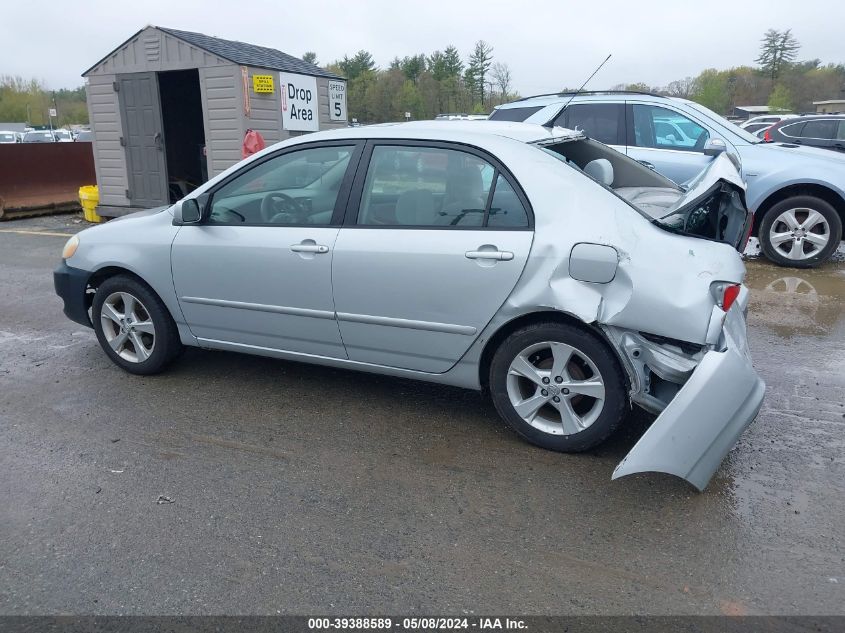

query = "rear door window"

[
  {"left": 355, "top": 144, "right": 529, "bottom": 228},
  {"left": 801, "top": 119, "right": 838, "bottom": 139},
  {"left": 553, "top": 103, "right": 625, "bottom": 145}
]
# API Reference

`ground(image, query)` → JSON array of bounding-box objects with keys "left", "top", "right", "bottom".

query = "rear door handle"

[
  {"left": 638, "top": 160, "right": 656, "bottom": 170},
  {"left": 465, "top": 250, "right": 514, "bottom": 261},
  {"left": 290, "top": 243, "right": 329, "bottom": 254}
]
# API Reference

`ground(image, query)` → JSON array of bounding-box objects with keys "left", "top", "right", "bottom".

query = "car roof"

[
  {"left": 494, "top": 91, "right": 684, "bottom": 110},
  {"left": 287, "top": 120, "right": 585, "bottom": 146}
]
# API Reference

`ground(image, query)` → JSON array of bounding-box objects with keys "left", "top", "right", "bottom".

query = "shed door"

[{"left": 117, "top": 72, "right": 168, "bottom": 207}]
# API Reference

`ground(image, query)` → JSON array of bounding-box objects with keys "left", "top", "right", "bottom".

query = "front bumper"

[
  {"left": 53, "top": 262, "right": 92, "bottom": 328},
  {"left": 612, "top": 305, "right": 765, "bottom": 491}
]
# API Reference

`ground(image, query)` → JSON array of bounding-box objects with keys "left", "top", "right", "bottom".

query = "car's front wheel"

[
  {"left": 758, "top": 196, "right": 842, "bottom": 268},
  {"left": 488, "top": 322, "right": 627, "bottom": 452},
  {"left": 92, "top": 275, "right": 182, "bottom": 375}
]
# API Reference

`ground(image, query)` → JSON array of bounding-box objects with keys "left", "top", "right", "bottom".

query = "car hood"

[
  {"left": 110, "top": 205, "right": 171, "bottom": 222},
  {"left": 738, "top": 141, "right": 845, "bottom": 167}
]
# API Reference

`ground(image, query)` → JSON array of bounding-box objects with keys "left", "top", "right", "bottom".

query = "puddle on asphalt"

[{"left": 744, "top": 259, "right": 845, "bottom": 339}]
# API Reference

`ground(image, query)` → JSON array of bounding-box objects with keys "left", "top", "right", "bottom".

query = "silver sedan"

[{"left": 54, "top": 121, "right": 764, "bottom": 490}]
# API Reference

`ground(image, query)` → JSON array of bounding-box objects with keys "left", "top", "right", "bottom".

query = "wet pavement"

[{"left": 1, "top": 214, "right": 843, "bottom": 615}]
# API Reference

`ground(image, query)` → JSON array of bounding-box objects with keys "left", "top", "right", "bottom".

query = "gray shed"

[{"left": 83, "top": 25, "right": 347, "bottom": 217}]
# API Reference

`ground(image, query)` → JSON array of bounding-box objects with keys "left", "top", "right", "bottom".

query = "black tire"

[
  {"left": 758, "top": 196, "right": 842, "bottom": 268},
  {"left": 91, "top": 275, "right": 182, "bottom": 375},
  {"left": 488, "top": 322, "right": 627, "bottom": 453}
]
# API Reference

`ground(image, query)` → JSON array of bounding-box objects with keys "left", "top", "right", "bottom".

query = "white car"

[
  {"left": 739, "top": 114, "right": 797, "bottom": 132},
  {"left": 54, "top": 121, "right": 763, "bottom": 490}
]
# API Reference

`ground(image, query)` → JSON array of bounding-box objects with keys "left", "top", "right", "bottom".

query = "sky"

[{"left": 1, "top": 0, "right": 842, "bottom": 94}]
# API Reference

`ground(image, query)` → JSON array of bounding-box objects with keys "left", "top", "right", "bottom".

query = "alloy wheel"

[
  {"left": 505, "top": 341, "right": 606, "bottom": 436},
  {"left": 768, "top": 207, "right": 831, "bottom": 261},
  {"left": 99, "top": 291, "right": 156, "bottom": 363}
]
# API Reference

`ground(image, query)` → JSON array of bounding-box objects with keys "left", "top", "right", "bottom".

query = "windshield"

[
  {"left": 55, "top": 130, "right": 71, "bottom": 139},
  {"left": 683, "top": 101, "right": 761, "bottom": 144},
  {"left": 24, "top": 131, "right": 54, "bottom": 142},
  {"left": 0, "top": 133, "right": 16, "bottom": 142}
]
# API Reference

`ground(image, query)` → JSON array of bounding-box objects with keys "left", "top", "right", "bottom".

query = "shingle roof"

[{"left": 157, "top": 26, "right": 344, "bottom": 80}]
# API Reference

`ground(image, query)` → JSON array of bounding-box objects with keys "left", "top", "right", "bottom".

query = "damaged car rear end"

[{"left": 496, "top": 133, "right": 764, "bottom": 490}]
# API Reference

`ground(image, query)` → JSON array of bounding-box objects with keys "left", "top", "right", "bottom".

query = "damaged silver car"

[{"left": 54, "top": 121, "right": 765, "bottom": 490}]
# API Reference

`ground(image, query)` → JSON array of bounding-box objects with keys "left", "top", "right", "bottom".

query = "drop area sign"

[{"left": 280, "top": 72, "right": 319, "bottom": 132}]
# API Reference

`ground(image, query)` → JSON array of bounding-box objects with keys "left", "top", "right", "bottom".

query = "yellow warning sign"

[{"left": 252, "top": 74, "right": 275, "bottom": 94}]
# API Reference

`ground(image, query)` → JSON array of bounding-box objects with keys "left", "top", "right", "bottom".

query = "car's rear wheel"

[
  {"left": 488, "top": 322, "right": 627, "bottom": 452},
  {"left": 758, "top": 196, "right": 842, "bottom": 268},
  {"left": 92, "top": 275, "right": 182, "bottom": 375}
]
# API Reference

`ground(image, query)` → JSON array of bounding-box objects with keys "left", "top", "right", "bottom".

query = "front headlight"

[{"left": 62, "top": 234, "right": 79, "bottom": 259}]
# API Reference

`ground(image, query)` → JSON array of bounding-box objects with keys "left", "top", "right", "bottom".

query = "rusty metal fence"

[{"left": 0, "top": 143, "right": 96, "bottom": 220}]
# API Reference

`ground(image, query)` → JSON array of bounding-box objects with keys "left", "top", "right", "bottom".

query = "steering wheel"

[
  {"left": 260, "top": 193, "right": 303, "bottom": 222},
  {"left": 693, "top": 131, "right": 709, "bottom": 152}
]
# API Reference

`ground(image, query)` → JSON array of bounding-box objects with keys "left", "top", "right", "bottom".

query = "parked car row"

[
  {"left": 490, "top": 91, "right": 845, "bottom": 268},
  {"left": 0, "top": 128, "right": 93, "bottom": 143}
]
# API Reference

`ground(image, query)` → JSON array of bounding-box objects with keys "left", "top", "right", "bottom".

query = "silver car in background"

[
  {"left": 54, "top": 121, "right": 764, "bottom": 490},
  {"left": 491, "top": 91, "right": 845, "bottom": 267}
]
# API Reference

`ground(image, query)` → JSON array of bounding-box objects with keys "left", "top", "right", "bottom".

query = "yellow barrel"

[{"left": 79, "top": 185, "right": 101, "bottom": 223}]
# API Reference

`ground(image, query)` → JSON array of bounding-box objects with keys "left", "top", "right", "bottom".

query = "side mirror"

[
  {"left": 173, "top": 198, "right": 202, "bottom": 225},
  {"left": 703, "top": 138, "right": 727, "bottom": 157}
]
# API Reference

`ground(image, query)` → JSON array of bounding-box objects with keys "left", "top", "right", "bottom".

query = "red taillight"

[
  {"left": 722, "top": 284, "right": 741, "bottom": 312},
  {"left": 741, "top": 214, "right": 754, "bottom": 251},
  {"left": 763, "top": 127, "right": 772, "bottom": 142}
]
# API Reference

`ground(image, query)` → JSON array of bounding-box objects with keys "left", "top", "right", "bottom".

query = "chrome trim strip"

[
  {"left": 180, "top": 296, "right": 335, "bottom": 320},
  {"left": 336, "top": 312, "right": 477, "bottom": 336}
]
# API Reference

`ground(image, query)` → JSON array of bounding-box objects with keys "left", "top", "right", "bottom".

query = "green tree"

[
  {"left": 302, "top": 51, "right": 318, "bottom": 65},
  {"left": 691, "top": 69, "right": 731, "bottom": 114},
  {"left": 399, "top": 55, "right": 427, "bottom": 83},
  {"left": 442, "top": 46, "right": 463, "bottom": 77},
  {"left": 767, "top": 83, "right": 794, "bottom": 112},
  {"left": 467, "top": 40, "right": 494, "bottom": 106},
  {"left": 337, "top": 50, "right": 376, "bottom": 80},
  {"left": 756, "top": 28, "right": 800, "bottom": 81},
  {"left": 394, "top": 80, "right": 425, "bottom": 119}
]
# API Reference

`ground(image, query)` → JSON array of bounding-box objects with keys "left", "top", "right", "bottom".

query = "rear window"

[{"left": 488, "top": 106, "right": 544, "bottom": 122}]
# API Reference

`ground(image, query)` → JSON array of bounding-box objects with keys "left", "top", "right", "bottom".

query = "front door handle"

[
  {"left": 638, "top": 160, "right": 656, "bottom": 170},
  {"left": 465, "top": 250, "right": 514, "bottom": 261},
  {"left": 290, "top": 243, "right": 329, "bottom": 254}
]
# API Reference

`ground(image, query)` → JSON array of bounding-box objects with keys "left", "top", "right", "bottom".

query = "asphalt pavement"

[{"left": 1, "top": 214, "right": 843, "bottom": 615}]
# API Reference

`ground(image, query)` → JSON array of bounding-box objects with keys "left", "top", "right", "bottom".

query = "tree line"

[
  {"left": 305, "top": 41, "right": 517, "bottom": 123},
  {"left": 2, "top": 28, "right": 842, "bottom": 128},
  {"left": 611, "top": 29, "right": 845, "bottom": 115},
  {"left": 0, "top": 76, "right": 88, "bottom": 126}
]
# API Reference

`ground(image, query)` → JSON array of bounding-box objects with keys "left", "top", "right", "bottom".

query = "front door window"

[{"left": 632, "top": 105, "right": 710, "bottom": 151}]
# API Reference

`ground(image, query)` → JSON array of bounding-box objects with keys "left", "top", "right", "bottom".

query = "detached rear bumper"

[
  {"left": 53, "top": 262, "right": 92, "bottom": 328},
  {"left": 612, "top": 305, "right": 765, "bottom": 491}
]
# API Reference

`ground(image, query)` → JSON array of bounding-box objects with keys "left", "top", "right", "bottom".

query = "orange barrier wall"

[{"left": 0, "top": 143, "right": 96, "bottom": 218}]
